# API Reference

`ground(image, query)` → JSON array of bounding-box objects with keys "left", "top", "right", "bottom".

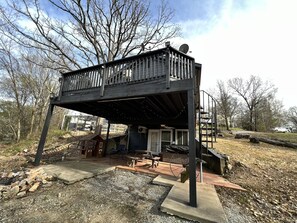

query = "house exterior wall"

[
  {"left": 127, "top": 125, "right": 148, "bottom": 152},
  {"left": 130, "top": 126, "right": 190, "bottom": 154}
]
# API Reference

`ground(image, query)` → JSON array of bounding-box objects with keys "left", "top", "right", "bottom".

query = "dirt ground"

[
  {"left": 0, "top": 170, "right": 194, "bottom": 223},
  {"left": 1, "top": 133, "right": 297, "bottom": 223},
  {"left": 215, "top": 137, "right": 297, "bottom": 223}
]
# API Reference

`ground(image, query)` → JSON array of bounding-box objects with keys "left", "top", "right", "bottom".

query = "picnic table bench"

[{"left": 125, "top": 150, "right": 161, "bottom": 168}]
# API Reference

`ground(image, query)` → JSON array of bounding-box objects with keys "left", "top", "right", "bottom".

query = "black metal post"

[
  {"left": 34, "top": 104, "right": 55, "bottom": 165},
  {"left": 188, "top": 89, "right": 197, "bottom": 207}
]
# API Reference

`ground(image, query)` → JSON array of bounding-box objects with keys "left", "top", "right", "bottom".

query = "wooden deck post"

[
  {"left": 104, "top": 121, "right": 111, "bottom": 156},
  {"left": 188, "top": 88, "right": 197, "bottom": 207},
  {"left": 34, "top": 104, "right": 55, "bottom": 166}
]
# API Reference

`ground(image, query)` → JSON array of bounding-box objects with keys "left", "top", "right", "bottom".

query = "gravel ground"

[{"left": 0, "top": 170, "right": 195, "bottom": 223}]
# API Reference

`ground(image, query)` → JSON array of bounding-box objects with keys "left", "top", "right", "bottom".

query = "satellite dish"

[{"left": 179, "top": 44, "right": 189, "bottom": 54}]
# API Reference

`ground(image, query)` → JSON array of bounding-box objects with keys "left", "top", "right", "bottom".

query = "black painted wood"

[{"left": 34, "top": 104, "right": 54, "bottom": 165}]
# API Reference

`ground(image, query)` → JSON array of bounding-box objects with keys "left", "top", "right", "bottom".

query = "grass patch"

[
  {"left": 1, "top": 129, "right": 70, "bottom": 156},
  {"left": 252, "top": 132, "right": 297, "bottom": 144},
  {"left": 2, "top": 139, "right": 37, "bottom": 156}
]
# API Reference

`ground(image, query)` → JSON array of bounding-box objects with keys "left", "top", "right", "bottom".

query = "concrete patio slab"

[
  {"left": 154, "top": 175, "right": 227, "bottom": 223},
  {"left": 41, "top": 160, "right": 115, "bottom": 184}
]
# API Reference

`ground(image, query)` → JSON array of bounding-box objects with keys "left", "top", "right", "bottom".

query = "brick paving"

[{"left": 85, "top": 156, "right": 245, "bottom": 190}]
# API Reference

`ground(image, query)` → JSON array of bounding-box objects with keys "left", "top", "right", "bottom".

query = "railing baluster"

[
  {"left": 61, "top": 48, "right": 195, "bottom": 96},
  {"left": 166, "top": 50, "right": 170, "bottom": 88},
  {"left": 173, "top": 52, "right": 175, "bottom": 77},
  {"left": 187, "top": 58, "right": 190, "bottom": 79},
  {"left": 153, "top": 55, "right": 156, "bottom": 78},
  {"left": 137, "top": 59, "right": 142, "bottom": 81}
]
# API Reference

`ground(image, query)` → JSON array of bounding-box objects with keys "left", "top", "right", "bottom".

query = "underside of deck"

[{"left": 53, "top": 78, "right": 197, "bottom": 128}]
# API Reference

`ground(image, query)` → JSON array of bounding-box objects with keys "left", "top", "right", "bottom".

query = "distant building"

[{"left": 61, "top": 111, "right": 127, "bottom": 134}]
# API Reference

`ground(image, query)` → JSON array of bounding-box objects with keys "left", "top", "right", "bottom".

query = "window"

[
  {"left": 161, "top": 130, "right": 172, "bottom": 150},
  {"left": 176, "top": 130, "right": 189, "bottom": 146}
]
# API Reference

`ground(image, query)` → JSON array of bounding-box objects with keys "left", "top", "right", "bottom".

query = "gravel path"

[{"left": 0, "top": 170, "right": 194, "bottom": 223}]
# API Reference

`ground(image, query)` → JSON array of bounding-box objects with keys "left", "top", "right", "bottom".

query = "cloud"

[{"left": 177, "top": 0, "right": 297, "bottom": 108}]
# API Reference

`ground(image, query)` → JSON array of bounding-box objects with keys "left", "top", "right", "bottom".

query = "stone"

[
  {"left": 23, "top": 149, "right": 28, "bottom": 153},
  {"left": 29, "top": 182, "right": 40, "bottom": 192},
  {"left": 0, "top": 185, "right": 8, "bottom": 192},
  {"left": 10, "top": 185, "right": 20, "bottom": 195},
  {"left": 3, "top": 185, "right": 20, "bottom": 199},
  {"left": 7, "top": 172, "right": 14, "bottom": 178},
  {"left": 250, "top": 137, "right": 260, "bottom": 143},
  {"left": 16, "top": 191, "right": 27, "bottom": 198},
  {"left": 42, "top": 182, "right": 53, "bottom": 188},
  {"left": 227, "top": 164, "right": 233, "bottom": 171},
  {"left": 19, "top": 179, "right": 28, "bottom": 192},
  {"left": 1, "top": 172, "right": 8, "bottom": 178},
  {"left": 10, "top": 180, "right": 20, "bottom": 188},
  {"left": 25, "top": 178, "right": 34, "bottom": 186}
]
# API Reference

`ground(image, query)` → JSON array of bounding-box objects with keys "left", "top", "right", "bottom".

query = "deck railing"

[{"left": 60, "top": 46, "right": 195, "bottom": 97}]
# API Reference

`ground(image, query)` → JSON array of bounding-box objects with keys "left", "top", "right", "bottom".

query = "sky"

[
  {"left": 166, "top": 0, "right": 297, "bottom": 109},
  {"left": 1, "top": 0, "right": 296, "bottom": 109}
]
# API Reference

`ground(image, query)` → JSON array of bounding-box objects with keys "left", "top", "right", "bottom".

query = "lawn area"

[
  {"left": 251, "top": 132, "right": 297, "bottom": 144},
  {"left": 214, "top": 137, "right": 297, "bottom": 223}
]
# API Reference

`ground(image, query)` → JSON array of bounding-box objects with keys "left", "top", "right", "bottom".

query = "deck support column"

[
  {"left": 104, "top": 121, "right": 111, "bottom": 156},
  {"left": 188, "top": 89, "right": 197, "bottom": 207},
  {"left": 34, "top": 103, "right": 55, "bottom": 166}
]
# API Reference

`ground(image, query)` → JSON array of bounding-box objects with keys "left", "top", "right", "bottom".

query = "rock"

[
  {"left": 7, "top": 172, "right": 14, "bottom": 178},
  {"left": 1, "top": 172, "right": 8, "bottom": 178},
  {"left": 10, "top": 180, "right": 20, "bottom": 188},
  {"left": 45, "top": 175, "right": 55, "bottom": 181},
  {"left": 217, "top": 133, "right": 224, "bottom": 137},
  {"left": 3, "top": 185, "right": 20, "bottom": 199},
  {"left": 16, "top": 191, "right": 26, "bottom": 198},
  {"left": 18, "top": 179, "right": 28, "bottom": 192},
  {"left": 29, "top": 182, "right": 41, "bottom": 192},
  {"left": 23, "top": 149, "right": 28, "bottom": 153},
  {"left": 227, "top": 164, "right": 233, "bottom": 171},
  {"left": 0, "top": 185, "right": 8, "bottom": 192},
  {"left": 250, "top": 137, "right": 260, "bottom": 143},
  {"left": 10, "top": 185, "right": 20, "bottom": 195},
  {"left": 42, "top": 181, "right": 53, "bottom": 188}
]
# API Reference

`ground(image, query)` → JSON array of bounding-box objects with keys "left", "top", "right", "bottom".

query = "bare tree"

[
  {"left": 287, "top": 107, "right": 297, "bottom": 128},
  {"left": 21, "top": 49, "right": 59, "bottom": 136},
  {"left": 0, "top": 40, "right": 31, "bottom": 142},
  {"left": 0, "top": 0, "right": 179, "bottom": 72},
  {"left": 256, "top": 98, "right": 284, "bottom": 131},
  {"left": 215, "top": 80, "right": 239, "bottom": 130},
  {"left": 228, "top": 75, "right": 276, "bottom": 131}
]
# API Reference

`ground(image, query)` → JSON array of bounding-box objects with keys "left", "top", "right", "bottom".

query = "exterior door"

[{"left": 148, "top": 130, "right": 161, "bottom": 153}]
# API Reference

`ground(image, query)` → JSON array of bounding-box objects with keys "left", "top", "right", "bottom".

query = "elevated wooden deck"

[
  {"left": 36, "top": 45, "right": 201, "bottom": 207},
  {"left": 52, "top": 46, "right": 201, "bottom": 128}
]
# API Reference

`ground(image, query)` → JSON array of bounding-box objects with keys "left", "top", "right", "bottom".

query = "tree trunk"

[
  {"left": 28, "top": 107, "right": 37, "bottom": 138},
  {"left": 225, "top": 116, "right": 229, "bottom": 131},
  {"left": 16, "top": 118, "right": 21, "bottom": 142},
  {"left": 249, "top": 110, "right": 253, "bottom": 131}
]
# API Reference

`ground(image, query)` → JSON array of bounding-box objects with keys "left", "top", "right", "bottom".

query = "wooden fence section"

[{"left": 60, "top": 47, "right": 195, "bottom": 97}]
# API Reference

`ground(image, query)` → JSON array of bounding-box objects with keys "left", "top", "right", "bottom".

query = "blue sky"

[
  {"left": 2, "top": 0, "right": 296, "bottom": 108},
  {"left": 166, "top": 0, "right": 297, "bottom": 109}
]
